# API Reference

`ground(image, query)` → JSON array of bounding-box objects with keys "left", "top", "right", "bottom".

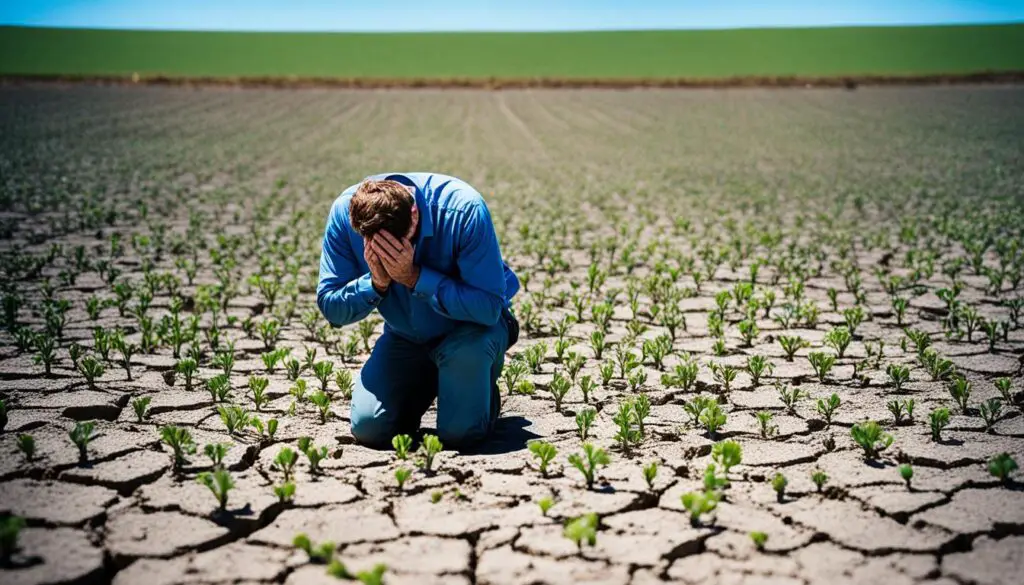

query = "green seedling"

[
  {"left": 745, "top": 355, "right": 774, "bottom": 387},
  {"left": 771, "top": 473, "right": 788, "bottom": 502},
  {"left": 334, "top": 369, "right": 353, "bottom": 399},
  {"left": 994, "top": 377, "right": 1016, "bottom": 409},
  {"left": 988, "top": 453, "right": 1018, "bottom": 484},
  {"left": 196, "top": 468, "right": 234, "bottom": 511},
  {"left": 501, "top": 359, "right": 528, "bottom": 394},
  {"left": 929, "top": 407, "right": 951, "bottom": 442},
  {"left": 568, "top": 443, "right": 610, "bottom": 490},
  {"left": 920, "top": 349, "right": 956, "bottom": 381},
  {"left": 248, "top": 376, "right": 270, "bottom": 411},
  {"left": 392, "top": 434, "right": 413, "bottom": 460},
  {"left": 206, "top": 374, "right": 232, "bottom": 403},
  {"left": 175, "top": 358, "right": 198, "bottom": 391},
  {"left": 642, "top": 461, "right": 658, "bottom": 490},
  {"left": 711, "top": 440, "right": 742, "bottom": 478},
  {"left": 948, "top": 377, "right": 972, "bottom": 414},
  {"left": 309, "top": 391, "right": 332, "bottom": 423},
  {"left": 811, "top": 470, "right": 828, "bottom": 492},
  {"left": 217, "top": 404, "right": 250, "bottom": 436},
  {"left": 69, "top": 421, "right": 99, "bottom": 463},
  {"left": 888, "top": 398, "right": 915, "bottom": 425},
  {"left": 776, "top": 383, "right": 806, "bottom": 415},
  {"left": 297, "top": 436, "right": 328, "bottom": 474},
  {"left": 394, "top": 467, "right": 412, "bottom": 491},
  {"left": 576, "top": 407, "right": 596, "bottom": 440},
  {"left": 626, "top": 367, "right": 647, "bottom": 392},
  {"left": 274, "top": 482, "right": 296, "bottom": 503},
  {"left": 430, "top": 491, "right": 443, "bottom": 503},
  {"left": 548, "top": 373, "right": 571, "bottom": 413},
  {"left": 212, "top": 350, "right": 235, "bottom": 376},
  {"left": 613, "top": 400, "right": 641, "bottom": 453},
  {"left": 824, "top": 327, "right": 852, "bottom": 358},
  {"left": 778, "top": 335, "right": 808, "bottom": 361},
  {"left": 850, "top": 421, "right": 893, "bottom": 459},
  {"left": 528, "top": 440, "right": 558, "bottom": 476},
  {"left": 979, "top": 398, "right": 1003, "bottom": 431},
  {"left": 312, "top": 361, "right": 333, "bottom": 392},
  {"left": 886, "top": 364, "right": 911, "bottom": 392},
  {"left": 899, "top": 463, "right": 913, "bottom": 490},
  {"left": 131, "top": 396, "right": 151, "bottom": 422},
  {"left": 599, "top": 361, "right": 615, "bottom": 386},
  {"left": 274, "top": 447, "right": 299, "bottom": 482},
  {"left": 293, "top": 532, "right": 335, "bottom": 563},
  {"left": 750, "top": 531, "right": 768, "bottom": 550},
  {"left": 1, "top": 515, "right": 26, "bottom": 563},
  {"left": 17, "top": 433, "right": 35, "bottom": 461},
  {"left": 698, "top": 402, "right": 727, "bottom": 436},
  {"left": 160, "top": 425, "right": 196, "bottom": 469},
  {"left": 78, "top": 355, "right": 104, "bottom": 389},
  {"left": 418, "top": 434, "right": 443, "bottom": 472},
  {"left": 680, "top": 490, "right": 719, "bottom": 527},
  {"left": 538, "top": 496, "right": 555, "bottom": 516},
  {"left": 808, "top": 352, "right": 836, "bottom": 383},
  {"left": 816, "top": 393, "right": 841, "bottom": 426},
  {"left": 577, "top": 375, "right": 597, "bottom": 404},
  {"left": 204, "top": 442, "right": 230, "bottom": 468},
  {"left": 709, "top": 362, "right": 738, "bottom": 393},
  {"left": 563, "top": 513, "right": 599, "bottom": 552},
  {"left": 589, "top": 330, "right": 606, "bottom": 359},
  {"left": 755, "top": 411, "right": 778, "bottom": 439}
]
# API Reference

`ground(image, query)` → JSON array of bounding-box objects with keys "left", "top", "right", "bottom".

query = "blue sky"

[{"left": 2, "top": 1, "right": 1023, "bottom": 32}]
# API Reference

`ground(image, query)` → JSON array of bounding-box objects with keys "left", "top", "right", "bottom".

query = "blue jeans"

[{"left": 350, "top": 317, "right": 508, "bottom": 449}]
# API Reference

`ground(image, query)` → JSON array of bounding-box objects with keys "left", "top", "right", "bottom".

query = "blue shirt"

[{"left": 317, "top": 172, "right": 520, "bottom": 344}]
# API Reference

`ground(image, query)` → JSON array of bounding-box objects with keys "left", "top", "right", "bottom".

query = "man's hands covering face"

[
  {"left": 368, "top": 231, "right": 420, "bottom": 289},
  {"left": 364, "top": 241, "right": 392, "bottom": 294}
]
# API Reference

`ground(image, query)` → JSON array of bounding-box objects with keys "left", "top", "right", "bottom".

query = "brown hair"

[{"left": 349, "top": 179, "right": 414, "bottom": 238}]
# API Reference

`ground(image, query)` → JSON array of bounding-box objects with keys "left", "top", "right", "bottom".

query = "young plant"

[
  {"left": 755, "top": 411, "right": 778, "bottom": 439},
  {"left": 296, "top": 436, "right": 328, "bottom": 474},
  {"left": 750, "top": 531, "right": 768, "bottom": 551},
  {"left": 711, "top": 440, "right": 742, "bottom": 478},
  {"left": 160, "top": 425, "right": 196, "bottom": 469},
  {"left": 698, "top": 402, "right": 727, "bottom": 436},
  {"left": 568, "top": 443, "right": 611, "bottom": 490},
  {"left": 206, "top": 374, "right": 232, "bottom": 403},
  {"left": 528, "top": 440, "right": 558, "bottom": 477},
  {"left": 929, "top": 407, "right": 951, "bottom": 442},
  {"left": 131, "top": 396, "right": 151, "bottom": 423},
  {"left": 248, "top": 376, "right": 270, "bottom": 411},
  {"left": 69, "top": 421, "right": 99, "bottom": 463},
  {"left": 778, "top": 335, "right": 808, "bottom": 361},
  {"left": 274, "top": 447, "right": 299, "bottom": 482},
  {"left": 899, "top": 463, "right": 914, "bottom": 490},
  {"left": 334, "top": 369, "right": 353, "bottom": 399},
  {"left": 17, "top": 433, "right": 36, "bottom": 461},
  {"left": 537, "top": 496, "right": 554, "bottom": 516},
  {"left": 680, "top": 490, "right": 719, "bottom": 527},
  {"left": 418, "top": 433, "right": 443, "bottom": 472},
  {"left": 824, "top": 327, "right": 853, "bottom": 358},
  {"left": 948, "top": 377, "right": 972, "bottom": 414},
  {"left": 78, "top": 355, "right": 104, "bottom": 389},
  {"left": 309, "top": 391, "right": 332, "bottom": 424},
  {"left": 204, "top": 442, "right": 230, "bottom": 468},
  {"left": 563, "top": 513, "right": 599, "bottom": 552},
  {"left": 745, "top": 355, "right": 774, "bottom": 387},
  {"left": 548, "top": 373, "right": 571, "bottom": 413},
  {"left": 994, "top": 377, "right": 1016, "bottom": 409},
  {"left": 642, "top": 461, "right": 658, "bottom": 490},
  {"left": 886, "top": 364, "right": 911, "bottom": 392},
  {"left": 808, "top": 352, "right": 836, "bottom": 383},
  {"left": 312, "top": 361, "right": 333, "bottom": 393},
  {"left": 501, "top": 359, "right": 528, "bottom": 394},
  {"left": 175, "top": 357, "right": 198, "bottom": 391},
  {"left": 988, "top": 453, "right": 1018, "bottom": 485},
  {"left": 394, "top": 467, "right": 412, "bottom": 491},
  {"left": 979, "top": 398, "right": 1003, "bottom": 431},
  {"left": 578, "top": 375, "right": 597, "bottom": 404},
  {"left": 709, "top": 362, "right": 738, "bottom": 393},
  {"left": 293, "top": 533, "right": 335, "bottom": 563},
  {"left": 771, "top": 473, "right": 788, "bottom": 502},
  {"left": 196, "top": 468, "right": 234, "bottom": 511},
  {"left": 112, "top": 334, "right": 138, "bottom": 380},
  {"left": 613, "top": 400, "right": 641, "bottom": 453},
  {"left": 576, "top": 407, "right": 596, "bottom": 440},
  {"left": 850, "top": 421, "right": 893, "bottom": 459},
  {"left": 392, "top": 434, "right": 413, "bottom": 460},
  {"left": 1, "top": 515, "right": 26, "bottom": 563},
  {"left": 273, "top": 482, "right": 296, "bottom": 504},
  {"left": 811, "top": 470, "right": 828, "bottom": 492},
  {"left": 776, "top": 383, "right": 806, "bottom": 415},
  {"left": 887, "top": 398, "right": 915, "bottom": 425},
  {"left": 815, "top": 393, "right": 841, "bottom": 426}
]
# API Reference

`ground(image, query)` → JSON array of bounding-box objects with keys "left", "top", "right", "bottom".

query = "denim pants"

[{"left": 349, "top": 316, "right": 508, "bottom": 449}]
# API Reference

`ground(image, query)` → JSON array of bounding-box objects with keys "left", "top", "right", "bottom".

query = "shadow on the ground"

[{"left": 464, "top": 416, "right": 542, "bottom": 455}]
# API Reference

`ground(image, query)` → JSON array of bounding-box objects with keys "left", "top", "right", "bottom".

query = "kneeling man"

[{"left": 317, "top": 173, "right": 519, "bottom": 449}]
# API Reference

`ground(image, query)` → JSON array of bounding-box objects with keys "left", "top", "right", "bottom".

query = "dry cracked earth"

[{"left": 1, "top": 85, "right": 1023, "bottom": 585}]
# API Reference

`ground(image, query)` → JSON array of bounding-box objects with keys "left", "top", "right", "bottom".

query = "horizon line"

[{"left": 2, "top": 20, "right": 1023, "bottom": 35}]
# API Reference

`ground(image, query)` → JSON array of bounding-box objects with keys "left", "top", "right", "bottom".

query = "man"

[{"left": 317, "top": 172, "right": 519, "bottom": 449}]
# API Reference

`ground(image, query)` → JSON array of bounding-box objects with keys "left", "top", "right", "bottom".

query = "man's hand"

[
  {"left": 371, "top": 231, "right": 420, "bottom": 288},
  {"left": 364, "top": 241, "right": 391, "bottom": 293}
]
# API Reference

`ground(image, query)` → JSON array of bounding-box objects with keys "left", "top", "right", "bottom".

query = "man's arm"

[
  {"left": 316, "top": 196, "right": 384, "bottom": 327},
  {"left": 412, "top": 201, "right": 507, "bottom": 326}
]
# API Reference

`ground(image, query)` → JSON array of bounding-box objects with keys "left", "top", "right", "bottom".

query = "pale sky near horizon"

[{"left": 2, "top": 0, "right": 1023, "bottom": 32}]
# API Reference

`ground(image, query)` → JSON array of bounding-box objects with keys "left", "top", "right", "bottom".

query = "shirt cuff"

[
  {"left": 356, "top": 273, "right": 384, "bottom": 306},
  {"left": 413, "top": 266, "right": 444, "bottom": 299}
]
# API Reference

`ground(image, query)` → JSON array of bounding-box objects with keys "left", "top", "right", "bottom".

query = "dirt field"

[{"left": 1, "top": 86, "right": 1023, "bottom": 585}]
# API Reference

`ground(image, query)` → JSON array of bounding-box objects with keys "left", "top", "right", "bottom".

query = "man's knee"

[{"left": 349, "top": 406, "right": 397, "bottom": 448}]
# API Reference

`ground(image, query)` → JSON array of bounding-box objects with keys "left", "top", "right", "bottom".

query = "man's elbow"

[
  {"left": 473, "top": 296, "right": 503, "bottom": 327},
  {"left": 316, "top": 288, "right": 343, "bottom": 327}
]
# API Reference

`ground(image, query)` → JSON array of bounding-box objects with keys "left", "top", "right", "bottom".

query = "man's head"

[{"left": 349, "top": 179, "right": 418, "bottom": 240}]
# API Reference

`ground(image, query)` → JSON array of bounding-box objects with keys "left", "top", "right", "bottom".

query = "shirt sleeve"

[
  {"left": 316, "top": 194, "right": 383, "bottom": 327},
  {"left": 412, "top": 200, "right": 507, "bottom": 326}
]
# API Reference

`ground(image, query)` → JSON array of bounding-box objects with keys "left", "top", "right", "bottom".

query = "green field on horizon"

[{"left": 1, "top": 24, "right": 1023, "bottom": 80}]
